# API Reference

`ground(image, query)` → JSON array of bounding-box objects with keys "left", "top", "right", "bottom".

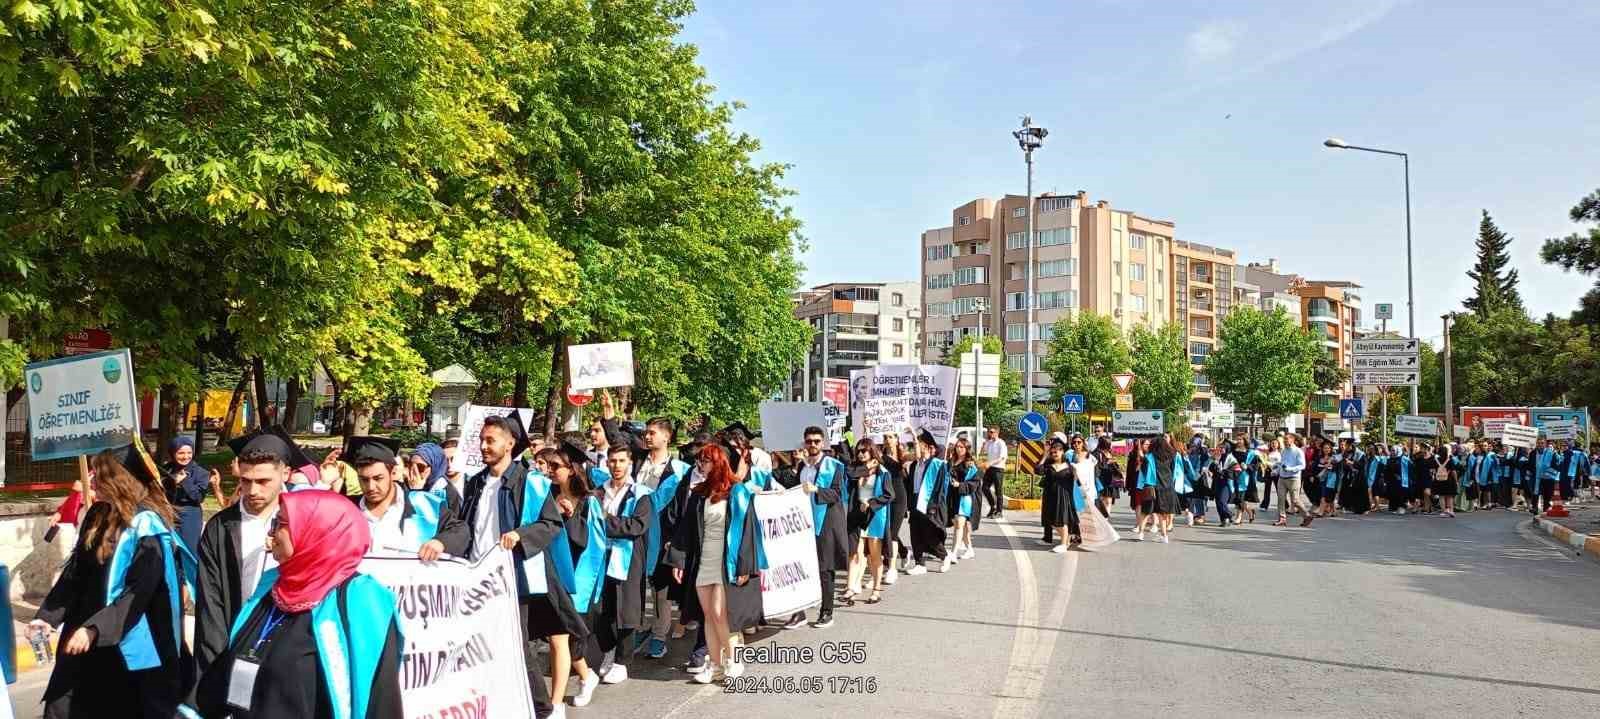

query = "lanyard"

[{"left": 250, "top": 607, "right": 289, "bottom": 656}]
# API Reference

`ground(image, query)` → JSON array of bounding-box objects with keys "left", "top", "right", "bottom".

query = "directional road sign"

[
  {"left": 1353, "top": 355, "right": 1419, "bottom": 370},
  {"left": 1339, "top": 398, "right": 1364, "bottom": 420},
  {"left": 1352, "top": 337, "right": 1419, "bottom": 356},
  {"left": 1375, "top": 303, "right": 1394, "bottom": 320},
  {"left": 1352, "top": 369, "right": 1420, "bottom": 386},
  {"left": 1061, "top": 393, "right": 1085, "bottom": 414},
  {"left": 1017, "top": 411, "right": 1048, "bottom": 441}
]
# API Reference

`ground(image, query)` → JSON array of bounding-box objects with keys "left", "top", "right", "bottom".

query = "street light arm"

[{"left": 1334, "top": 144, "right": 1407, "bottom": 158}]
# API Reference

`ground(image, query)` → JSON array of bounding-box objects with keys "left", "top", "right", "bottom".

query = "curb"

[
  {"left": 1005, "top": 498, "right": 1042, "bottom": 511},
  {"left": 1530, "top": 515, "right": 1600, "bottom": 560}
]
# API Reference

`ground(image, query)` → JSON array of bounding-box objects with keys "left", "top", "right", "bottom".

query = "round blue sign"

[{"left": 1017, "top": 411, "right": 1048, "bottom": 441}]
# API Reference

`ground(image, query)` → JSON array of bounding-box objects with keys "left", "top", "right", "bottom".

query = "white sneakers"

[
  {"left": 572, "top": 669, "right": 600, "bottom": 707},
  {"left": 940, "top": 556, "right": 954, "bottom": 573},
  {"left": 901, "top": 557, "right": 919, "bottom": 572},
  {"left": 883, "top": 567, "right": 898, "bottom": 585},
  {"left": 959, "top": 546, "right": 976, "bottom": 560},
  {"left": 906, "top": 564, "right": 928, "bottom": 576},
  {"left": 725, "top": 661, "right": 745, "bottom": 678},
  {"left": 1050, "top": 544, "right": 1068, "bottom": 554},
  {"left": 1134, "top": 530, "right": 1145, "bottom": 542},
  {"left": 601, "top": 663, "right": 629, "bottom": 685},
  {"left": 1159, "top": 534, "right": 1170, "bottom": 544},
  {"left": 551, "top": 705, "right": 567, "bottom": 719}
]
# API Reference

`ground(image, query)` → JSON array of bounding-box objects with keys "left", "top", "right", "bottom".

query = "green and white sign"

[
  {"left": 25, "top": 348, "right": 140, "bottom": 460},
  {"left": 1112, "top": 410, "right": 1164, "bottom": 436}
]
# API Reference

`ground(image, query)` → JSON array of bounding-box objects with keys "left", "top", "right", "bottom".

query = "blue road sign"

[
  {"left": 1062, "top": 393, "right": 1085, "bottom": 414},
  {"left": 1018, "top": 411, "right": 1048, "bottom": 441},
  {"left": 1339, "top": 398, "right": 1365, "bottom": 420}
]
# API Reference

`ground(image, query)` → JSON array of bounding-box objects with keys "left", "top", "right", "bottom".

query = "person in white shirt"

[
  {"left": 347, "top": 435, "right": 460, "bottom": 559},
  {"left": 1274, "top": 434, "right": 1316, "bottom": 528},
  {"left": 981, "top": 426, "right": 1008, "bottom": 519}
]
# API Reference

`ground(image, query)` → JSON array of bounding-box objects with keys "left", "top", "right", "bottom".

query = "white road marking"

[{"left": 992, "top": 518, "right": 1077, "bottom": 719}]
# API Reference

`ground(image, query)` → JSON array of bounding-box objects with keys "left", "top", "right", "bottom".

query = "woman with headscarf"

[
  {"left": 164, "top": 435, "right": 212, "bottom": 557},
  {"left": 196, "top": 490, "right": 402, "bottom": 718},
  {"left": 32, "top": 447, "right": 196, "bottom": 719},
  {"left": 1134, "top": 435, "right": 1194, "bottom": 543}
]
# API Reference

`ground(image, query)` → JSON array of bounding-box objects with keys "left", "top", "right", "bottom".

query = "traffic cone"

[{"left": 1545, "top": 482, "right": 1570, "bottom": 518}]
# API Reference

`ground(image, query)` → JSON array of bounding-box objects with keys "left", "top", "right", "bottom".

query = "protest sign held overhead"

[
  {"left": 25, "top": 349, "right": 141, "bottom": 460},
  {"left": 758, "top": 402, "right": 827, "bottom": 452},
  {"left": 449, "top": 403, "right": 536, "bottom": 475},
  {"left": 820, "top": 377, "right": 850, "bottom": 444},
  {"left": 848, "top": 364, "right": 959, "bottom": 446},
  {"left": 567, "top": 341, "right": 635, "bottom": 390}
]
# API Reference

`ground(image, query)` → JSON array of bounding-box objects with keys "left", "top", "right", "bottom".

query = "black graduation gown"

[
  {"left": 949, "top": 460, "right": 982, "bottom": 530},
  {"left": 1337, "top": 454, "right": 1372, "bottom": 514},
  {"left": 1038, "top": 462, "right": 1080, "bottom": 529},
  {"left": 196, "top": 504, "right": 245, "bottom": 680},
  {"left": 810, "top": 464, "right": 849, "bottom": 572},
  {"left": 38, "top": 506, "right": 190, "bottom": 719},
  {"left": 195, "top": 587, "right": 403, "bottom": 719},
  {"left": 455, "top": 461, "right": 575, "bottom": 640},
  {"left": 665, "top": 491, "right": 764, "bottom": 630},
  {"left": 595, "top": 484, "right": 656, "bottom": 628}
]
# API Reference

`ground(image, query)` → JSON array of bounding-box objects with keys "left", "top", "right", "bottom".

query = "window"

[
  {"left": 952, "top": 297, "right": 984, "bottom": 315},
  {"left": 1113, "top": 261, "right": 1122, "bottom": 277},
  {"left": 969, "top": 241, "right": 990, "bottom": 255},
  {"left": 926, "top": 244, "right": 952, "bottom": 261},
  {"left": 1038, "top": 196, "right": 1072, "bottom": 213},
  {"left": 1035, "top": 227, "right": 1072, "bottom": 246},
  {"left": 1035, "top": 290, "right": 1075, "bottom": 309},
  {"left": 892, "top": 318, "right": 904, "bottom": 332},
  {"left": 1038, "top": 259, "right": 1076, "bottom": 277},
  {"left": 893, "top": 344, "right": 904, "bottom": 358},
  {"left": 1193, "top": 370, "right": 1211, "bottom": 387},
  {"left": 1129, "top": 263, "right": 1145, "bottom": 281},
  {"left": 852, "top": 287, "right": 880, "bottom": 301},
  {"left": 1190, "top": 342, "right": 1211, "bottom": 365},
  {"left": 955, "top": 266, "right": 986, "bottom": 285},
  {"left": 1006, "top": 323, "right": 1027, "bottom": 342},
  {"left": 1130, "top": 233, "right": 1147, "bottom": 249},
  {"left": 1131, "top": 295, "right": 1146, "bottom": 312},
  {"left": 892, "top": 292, "right": 903, "bottom": 307},
  {"left": 926, "top": 301, "right": 952, "bottom": 317},
  {"left": 1156, "top": 298, "right": 1164, "bottom": 316},
  {"left": 1008, "top": 263, "right": 1024, "bottom": 281},
  {"left": 1156, "top": 269, "right": 1163, "bottom": 286},
  {"left": 1114, "top": 292, "right": 1123, "bottom": 309},
  {"left": 926, "top": 273, "right": 953, "bottom": 290},
  {"left": 927, "top": 330, "right": 953, "bottom": 348},
  {"left": 1012, "top": 206, "right": 1028, "bottom": 218},
  {"left": 957, "top": 215, "right": 971, "bottom": 227},
  {"left": 1036, "top": 323, "right": 1056, "bottom": 341},
  {"left": 1006, "top": 354, "right": 1027, "bottom": 372},
  {"left": 1006, "top": 292, "right": 1027, "bottom": 311},
  {"left": 1007, "top": 231, "right": 1028, "bottom": 250}
]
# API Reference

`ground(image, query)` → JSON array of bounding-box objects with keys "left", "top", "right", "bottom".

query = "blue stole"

[
  {"left": 230, "top": 571, "right": 395, "bottom": 719},
  {"left": 393, "top": 488, "right": 446, "bottom": 551},
  {"left": 518, "top": 471, "right": 576, "bottom": 596},
  {"left": 746, "top": 468, "right": 774, "bottom": 491},
  {"left": 1239, "top": 451, "right": 1260, "bottom": 492},
  {"left": 1366, "top": 456, "right": 1385, "bottom": 488},
  {"left": 1137, "top": 455, "right": 1191, "bottom": 493},
  {"left": 1534, "top": 448, "right": 1558, "bottom": 493},
  {"left": 1397, "top": 455, "right": 1412, "bottom": 488},
  {"left": 955, "top": 463, "right": 978, "bottom": 517},
  {"left": 1476, "top": 453, "right": 1497, "bottom": 485},
  {"left": 724, "top": 483, "right": 770, "bottom": 581},
  {"left": 916, "top": 457, "right": 947, "bottom": 514},
  {"left": 641, "top": 457, "right": 688, "bottom": 572},
  {"left": 569, "top": 496, "right": 609, "bottom": 613},
  {"left": 106, "top": 510, "right": 196, "bottom": 671},
  {"left": 810, "top": 456, "right": 847, "bottom": 534},
  {"left": 1565, "top": 450, "right": 1587, "bottom": 479},
  {"left": 601, "top": 482, "right": 652, "bottom": 580}
]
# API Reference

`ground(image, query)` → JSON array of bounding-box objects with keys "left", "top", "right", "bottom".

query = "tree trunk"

[
  {"left": 513, "top": 371, "right": 529, "bottom": 408},
  {"left": 250, "top": 357, "right": 270, "bottom": 428},
  {"left": 283, "top": 376, "right": 303, "bottom": 432},
  {"left": 218, "top": 370, "right": 249, "bottom": 442},
  {"left": 157, "top": 384, "right": 179, "bottom": 462},
  {"left": 321, "top": 359, "right": 342, "bottom": 435},
  {"left": 349, "top": 405, "right": 371, "bottom": 438},
  {"left": 542, "top": 341, "right": 566, "bottom": 439}
]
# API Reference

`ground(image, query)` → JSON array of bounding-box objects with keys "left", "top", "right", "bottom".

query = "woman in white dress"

[{"left": 1071, "top": 436, "right": 1120, "bottom": 550}]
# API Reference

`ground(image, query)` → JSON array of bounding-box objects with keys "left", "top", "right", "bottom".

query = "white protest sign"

[
  {"left": 1541, "top": 419, "right": 1578, "bottom": 441},
  {"left": 25, "top": 349, "right": 140, "bottom": 460},
  {"left": 758, "top": 402, "right": 827, "bottom": 452},
  {"left": 1453, "top": 425, "right": 1471, "bottom": 440},
  {"left": 358, "top": 549, "right": 536, "bottom": 719},
  {"left": 1501, "top": 424, "right": 1539, "bottom": 449},
  {"left": 567, "top": 341, "right": 635, "bottom": 390},
  {"left": 449, "top": 403, "right": 535, "bottom": 476},
  {"left": 848, "top": 364, "right": 959, "bottom": 446},
  {"left": 820, "top": 378, "right": 850, "bottom": 445},
  {"left": 1394, "top": 415, "right": 1440, "bottom": 438},
  {"left": 1112, "top": 410, "right": 1164, "bottom": 436},
  {"left": 755, "top": 487, "right": 821, "bottom": 619}
]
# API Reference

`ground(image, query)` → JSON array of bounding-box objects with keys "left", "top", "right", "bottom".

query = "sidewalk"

[{"left": 1527, "top": 496, "right": 1600, "bottom": 561}]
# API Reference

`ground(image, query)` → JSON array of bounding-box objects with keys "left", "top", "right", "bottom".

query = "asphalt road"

[{"left": 8, "top": 503, "right": 1599, "bottom": 718}]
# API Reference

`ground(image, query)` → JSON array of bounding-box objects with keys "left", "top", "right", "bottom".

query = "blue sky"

[{"left": 680, "top": 0, "right": 1600, "bottom": 342}]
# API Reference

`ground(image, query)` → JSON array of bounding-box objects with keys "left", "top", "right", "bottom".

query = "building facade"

[
  {"left": 787, "top": 282, "right": 922, "bottom": 402},
  {"left": 1241, "top": 261, "right": 1362, "bottom": 434}
]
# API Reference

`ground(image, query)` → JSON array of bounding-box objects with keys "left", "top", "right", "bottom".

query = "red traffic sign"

[{"left": 566, "top": 388, "right": 594, "bottom": 407}]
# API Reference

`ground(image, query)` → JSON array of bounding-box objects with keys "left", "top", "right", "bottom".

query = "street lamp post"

[
  {"left": 1324, "top": 137, "right": 1417, "bottom": 416},
  {"left": 1014, "top": 117, "right": 1048, "bottom": 410}
]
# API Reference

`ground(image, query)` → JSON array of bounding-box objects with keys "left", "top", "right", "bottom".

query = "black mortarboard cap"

[
  {"left": 226, "top": 430, "right": 264, "bottom": 458},
  {"left": 721, "top": 421, "right": 759, "bottom": 441},
  {"left": 485, "top": 411, "right": 530, "bottom": 458},
  {"left": 345, "top": 435, "right": 401, "bottom": 465},
  {"left": 266, "top": 425, "right": 315, "bottom": 469},
  {"left": 559, "top": 437, "right": 590, "bottom": 468},
  {"left": 114, "top": 443, "right": 160, "bottom": 485},
  {"left": 916, "top": 428, "right": 938, "bottom": 448},
  {"left": 239, "top": 433, "right": 292, "bottom": 463},
  {"left": 720, "top": 441, "right": 744, "bottom": 473}
]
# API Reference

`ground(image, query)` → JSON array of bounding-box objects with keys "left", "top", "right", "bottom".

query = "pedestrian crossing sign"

[
  {"left": 1062, "top": 393, "right": 1085, "bottom": 414},
  {"left": 1339, "top": 398, "right": 1364, "bottom": 420}
]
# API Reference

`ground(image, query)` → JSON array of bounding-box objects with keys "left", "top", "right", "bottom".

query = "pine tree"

[{"left": 1464, "top": 210, "right": 1524, "bottom": 316}]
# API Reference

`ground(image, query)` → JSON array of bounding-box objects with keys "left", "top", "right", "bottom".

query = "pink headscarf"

[{"left": 271, "top": 489, "right": 370, "bottom": 612}]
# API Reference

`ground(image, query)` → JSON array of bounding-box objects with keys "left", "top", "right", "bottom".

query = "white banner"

[
  {"left": 449, "top": 404, "right": 535, "bottom": 476},
  {"left": 1112, "top": 410, "right": 1164, "bottom": 436},
  {"left": 25, "top": 349, "right": 140, "bottom": 460},
  {"left": 567, "top": 341, "right": 635, "bottom": 390},
  {"left": 758, "top": 402, "right": 826, "bottom": 452},
  {"left": 358, "top": 549, "right": 536, "bottom": 719},
  {"left": 848, "top": 364, "right": 959, "bottom": 446},
  {"left": 1502, "top": 424, "right": 1539, "bottom": 449},
  {"left": 1541, "top": 419, "right": 1578, "bottom": 441},
  {"left": 754, "top": 487, "right": 821, "bottom": 619}
]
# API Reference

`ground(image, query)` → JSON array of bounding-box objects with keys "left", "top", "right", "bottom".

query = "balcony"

[{"left": 1189, "top": 326, "right": 1214, "bottom": 339}]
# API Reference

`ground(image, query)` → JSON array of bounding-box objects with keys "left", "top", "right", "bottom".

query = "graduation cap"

[
  {"left": 916, "top": 428, "right": 938, "bottom": 448},
  {"left": 267, "top": 425, "right": 315, "bottom": 469},
  {"left": 226, "top": 430, "right": 264, "bottom": 458},
  {"left": 345, "top": 435, "right": 402, "bottom": 465},
  {"left": 484, "top": 412, "right": 531, "bottom": 459},
  {"left": 721, "top": 421, "right": 759, "bottom": 441},
  {"left": 114, "top": 443, "right": 161, "bottom": 485},
  {"left": 558, "top": 437, "right": 591, "bottom": 468}
]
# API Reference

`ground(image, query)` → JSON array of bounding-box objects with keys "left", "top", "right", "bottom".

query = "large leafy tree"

[
  {"left": 942, "top": 334, "right": 1022, "bottom": 428},
  {"left": 1542, "top": 188, "right": 1600, "bottom": 328},
  {"left": 1465, "top": 210, "right": 1524, "bottom": 317},
  {"left": 1206, "top": 306, "right": 1321, "bottom": 423},
  {"left": 1041, "top": 314, "right": 1132, "bottom": 416},
  {"left": 1127, "top": 324, "right": 1192, "bottom": 415}
]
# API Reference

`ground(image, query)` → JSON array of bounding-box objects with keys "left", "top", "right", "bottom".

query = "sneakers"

[
  {"left": 1036, "top": 538, "right": 1055, "bottom": 546},
  {"left": 1159, "top": 534, "right": 1170, "bottom": 544},
  {"left": 960, "top": 546, "right": 976, "bottom": 560},
  {"left": 601, "top": 663, "right": 629, "bottom": 685},
  {"left": 647, "top": 637, "right": 668, "bottom": 659},
  {"left": 725, "top": 661, "right": 745, "bottom": 678},
  {"left": 684, "top": 655, "right": 709, "bottom": 674},
  {"left": 781, "top": 613, "right": 807, "bottom": 630},
  {"left": 882, "top": 567, "right": 898, "bottom": 585},
  {"left": 812, "top": 613, "right": 835, "bottom": 629},
  {"left": 939, "top": 556, "right": 954, "bottom": 573},
  {"left": 573, "top": 669, "right": 600, "bottom": 707},
  {"left": 630, "top": 631, "right": 652, "bottom": 656},
  {"left": 692, "top": 663, "right": 723, "bottom": 685},
  {"left": 1134, "top": 530, "right": 1144, "bottom": 541},
  {"left": 900, "top": 557, "right": 919, "bottom": 572},
  {"left": 905, "top": 564, "right": 928, "bottom": 576},
  {"left": 1050, "top": 544, "right": 1068, "bottom": 554},
  {"left": 550, "top": 704, "right": 568, "bottom": 719}
]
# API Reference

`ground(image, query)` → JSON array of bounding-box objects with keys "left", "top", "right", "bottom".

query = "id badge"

[{"left": 227, "top": 656, "right": 261, "bottom": 710}]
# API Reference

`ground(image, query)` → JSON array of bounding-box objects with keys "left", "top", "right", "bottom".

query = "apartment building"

[
  {"left": 786, "top": 282, "right": 922, "bottom": 402},
  {"left": 1170, "top": 240, "right": 1236, "bottom": 406},
  {"left": 1241, "top": 261, "right": 1362, "bottom": 434},
  {"left": 921, "top": 191, "right": 1176, "bottom": 401}
]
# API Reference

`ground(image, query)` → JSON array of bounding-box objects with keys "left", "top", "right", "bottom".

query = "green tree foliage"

[
  {"left": 941, "top": 334, "right": 1022, "bottom": 428},
  {"left": 1465, "top": 210, "right": 1524, "bottom": 317},
  {"left": 1127, "top": 324, "right": 1192, "bottom": 415},
  {"left": 1442, "top": 309, "right": 1544, "bottom": 407},
  {"left": 1041, "top": 314, "right": 1132, "bottom": 415},
  {"left": 1206, "top": 306, "right": 1320, "bottom": 421},
  {"left": 1541, "top": 188, "right": 1600, "bottom": 327}
]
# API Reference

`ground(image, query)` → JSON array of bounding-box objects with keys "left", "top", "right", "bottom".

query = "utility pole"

[
  {"left": 1442, "top": 313, "right": 1454, "bottom": 438},
  {"left": 1380, "top": 317, "right": 1389, "bottom": 447},
  {"left": 975, "top": 302, "right": 985, "bottom": 432},
  {"left": 1013, "top": 117, "right": 1047, "bottom": 412}
]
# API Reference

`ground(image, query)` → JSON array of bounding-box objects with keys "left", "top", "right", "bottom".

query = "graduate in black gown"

[
  {"left": 907, "top": 429, "right": 950, "bottom": 572},
  {"left": 1037, "top": 436, "right": 1081, "bottom": 552},
  {"left": 196, "top": 489, "right": 402, "bottom": 719},
  {"left": 35, "top": 447, "right": 196, "bottom": 719},
  {"left": 1334, "top": 438, "right": 1372, "bottom": 515}
]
